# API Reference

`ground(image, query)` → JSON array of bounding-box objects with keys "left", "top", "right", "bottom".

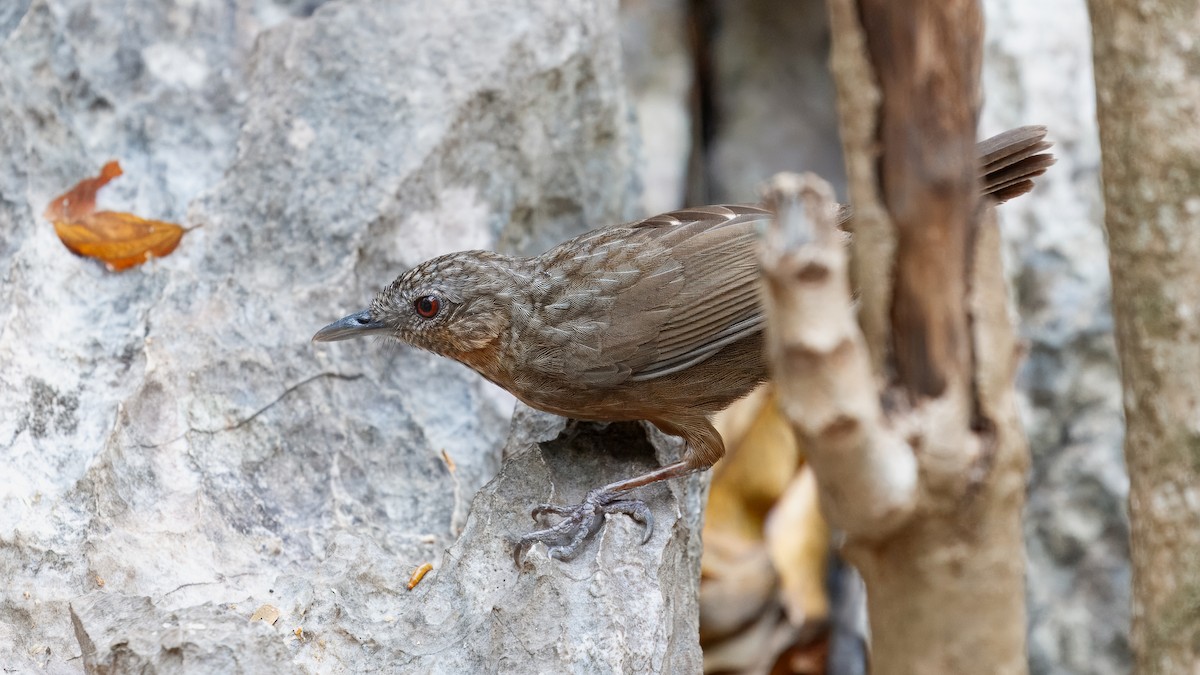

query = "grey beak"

[{"left": 312, "top": 309, "right": 389, "bottom": 342}]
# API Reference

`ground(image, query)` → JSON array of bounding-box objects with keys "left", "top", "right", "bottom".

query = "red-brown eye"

[{"left": 414, "top": 295, "right": 440, "bottom": 318}]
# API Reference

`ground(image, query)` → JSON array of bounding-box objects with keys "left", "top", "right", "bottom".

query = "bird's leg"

[{"left": 514, "top": 460, "right": 699, "bottom": 564}]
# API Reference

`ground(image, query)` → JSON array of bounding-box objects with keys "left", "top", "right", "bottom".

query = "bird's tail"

[{"left": 977, "top": 125, "right": 1056, "bottom": 204}]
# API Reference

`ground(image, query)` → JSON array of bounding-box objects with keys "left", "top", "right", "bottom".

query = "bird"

[{"left": 314, "top": 125, "right": 1055, "bottom": 563}]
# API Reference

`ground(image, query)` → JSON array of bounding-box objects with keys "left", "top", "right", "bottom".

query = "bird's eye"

[{"left": 414, "top": 295, "right": 441, "bottom": 319}]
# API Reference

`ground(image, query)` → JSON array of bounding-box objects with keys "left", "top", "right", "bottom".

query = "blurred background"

[
  {"left": 618, "top": 1, "right": 1122, "bottom": 672},
  {"left": 0, "top": 0, "right": 1123, "bottom": 672}
]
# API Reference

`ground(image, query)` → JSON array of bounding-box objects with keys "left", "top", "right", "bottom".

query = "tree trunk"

[
  {"left": 1088, "top": 1, "right": 1200, "bottom": 672},
  {"left": 757, "top": 0, "right": 1033, "bottom": 671}
]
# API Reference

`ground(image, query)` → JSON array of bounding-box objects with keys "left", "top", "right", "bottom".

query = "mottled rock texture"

[{"left": 1, "top": 0, "right": 705, "bottom": 672}]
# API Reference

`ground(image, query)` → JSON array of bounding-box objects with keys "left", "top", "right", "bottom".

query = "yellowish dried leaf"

[
  {"left": 764, "top": 466, "right": 831, "bottom": 625},
  {"left": 705, "top": 386, "right": 803, "bottom": 542}
]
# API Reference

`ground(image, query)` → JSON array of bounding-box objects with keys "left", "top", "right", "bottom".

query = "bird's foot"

[{"left": 514, "top": 488, "right": 654, "bottom": 564}]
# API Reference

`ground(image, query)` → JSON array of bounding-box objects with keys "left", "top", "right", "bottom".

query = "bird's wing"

[
  {"left": 512, "top": 128, "right": 1054, "bottom": 390},
  {"left": 522, "top": 205, "right": 773, "bottom": 388}
]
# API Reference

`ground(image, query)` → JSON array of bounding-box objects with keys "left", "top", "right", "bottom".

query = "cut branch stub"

[{"left": 759, "top": 172, "right": 917, "bottom": 541}]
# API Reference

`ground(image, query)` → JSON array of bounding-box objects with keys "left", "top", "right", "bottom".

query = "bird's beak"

[{"left": 312, "top": 309, "right": 389, "bottom": 342}]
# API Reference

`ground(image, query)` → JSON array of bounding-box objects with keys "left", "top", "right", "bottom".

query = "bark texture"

[
  {"left": 760, "top": 0, "right": 1032, "bottom": 671},
  {"left": 1088, "top": 1, "right": 1200, "bottom": 672}
]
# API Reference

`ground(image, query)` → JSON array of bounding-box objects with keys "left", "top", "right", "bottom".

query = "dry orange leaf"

[
  {"left": 44, "top": 161, "right": 186, "bottom": 271},
  {"left": 407, "top": 562, "right": 433, "bottom": 590}
]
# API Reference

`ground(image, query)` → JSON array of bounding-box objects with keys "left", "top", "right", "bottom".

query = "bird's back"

[{"left": 496, "top": 205, "right": 773, "bottom": 422}]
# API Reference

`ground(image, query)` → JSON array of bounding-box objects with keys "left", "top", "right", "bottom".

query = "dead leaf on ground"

[
  {"left": 706, "top": 387, "right": 802, "bottom": 542},
  {"left": 765, "top": 466, "right": 831, "bottom": 626},
  {"left": 702, "top": 386, "right": 832, "bottom": 674},
  {"left": 44, "top": 161, "right": 187, "bottom": 271}
]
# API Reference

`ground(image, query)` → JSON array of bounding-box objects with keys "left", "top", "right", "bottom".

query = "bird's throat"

[{"left": 445, "top": 336, "right": 513, "bottom": 391}]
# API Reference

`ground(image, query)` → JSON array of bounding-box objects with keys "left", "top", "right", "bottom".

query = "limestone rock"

[
  {"left": 0, "top": 0, "right": 707, "bottom": 672},
  {"left": 64, "top": 413, "right": 705, "bottom": 673},
  {"left": 704, "top": 0, "right": 846, "bottom": 203}
]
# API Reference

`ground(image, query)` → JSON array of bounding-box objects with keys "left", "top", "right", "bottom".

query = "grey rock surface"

[
  {"left": 703, "top": 0, "right": 846, "bottom": 203},
  {"left": 620, "top": 0, "right": 694, "bottom": 215},
  {"left": 70, "top": 593, "right": 291, "bottom": 672},
  {"left": 65, "top": 412, "right": 705, "bottom": 673},
  {"left": 1, "top": 0, "right": 705, "bottom": 672},
  {"left": 620, "top": 0, "right": 849, "bottom": 212}
]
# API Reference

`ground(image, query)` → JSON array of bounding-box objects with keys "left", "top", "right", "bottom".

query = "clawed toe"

[
  {"left": 530, "top": 503, "right": 576, "bottom": 519},
  {"left": 599, "top": 499, "right": 654, "bottom": 544},
  {"left": 513, "top": 489, "right": 655, "bottom": 564}
]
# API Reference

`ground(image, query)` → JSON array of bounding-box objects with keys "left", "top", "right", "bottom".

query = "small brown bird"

[{"left": 315, "top": 126, "right": 1054, "bottom": 562}]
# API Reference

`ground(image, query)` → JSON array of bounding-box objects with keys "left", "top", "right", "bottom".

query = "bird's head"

[{"left": 313, "top": 251, "right": 516, "bottom": 360}]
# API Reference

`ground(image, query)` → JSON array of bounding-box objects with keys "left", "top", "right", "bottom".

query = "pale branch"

[
  {"left": 968, "top": 207, "right": 1028, "bottom": 478},
  {"left": 825, "top": 0, "right": 894, "bottom": 377},
  {"left": 759, "top": 172, "right": 917, "bottom": 541}
]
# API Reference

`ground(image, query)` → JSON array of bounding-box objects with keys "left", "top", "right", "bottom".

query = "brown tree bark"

[
  {"left": 1089, "top": 1, "right": 1200, "bottom": 672},
  {"left": 759, "top": 0, "right": 1033, "bottom": 672}
]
